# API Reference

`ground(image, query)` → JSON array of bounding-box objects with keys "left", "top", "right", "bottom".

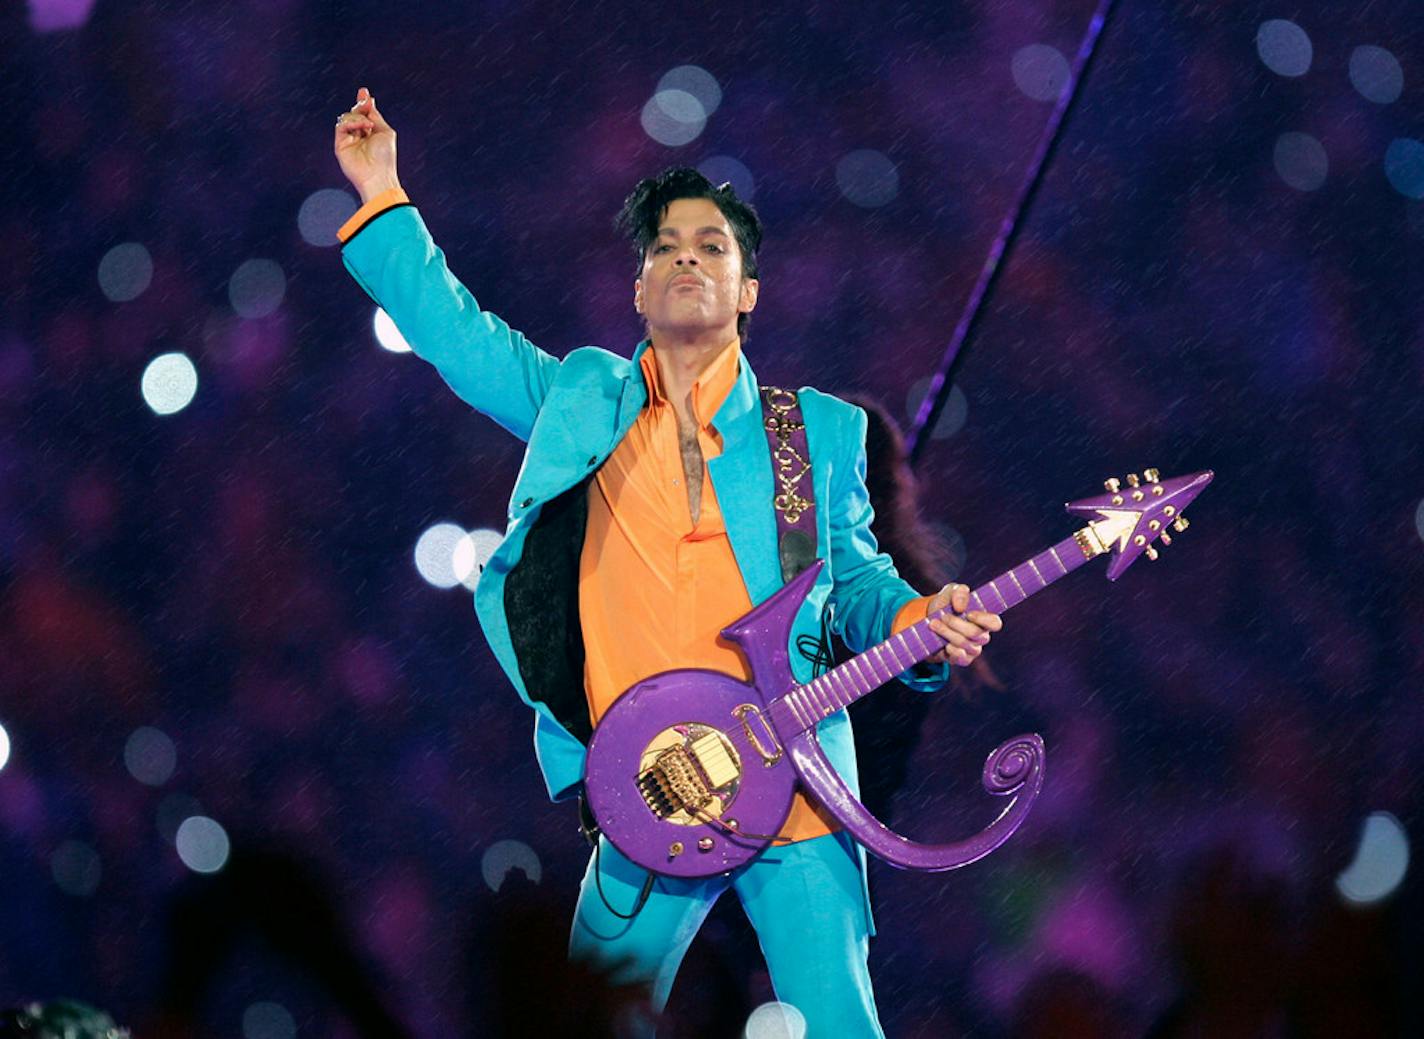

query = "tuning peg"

[
  {"left": 1144, "top": 546, "right": 1159, "bottom": 561},
  {"left": 1104, "top": 478, "right": 1121, "bottom": 493},
  {"left": 1159, "top": 532, "right": 1173, "bottom": 546},
  {"left": 1172, "top": 516, "right": 1190, "bottom": 533},
  {"left": 1143, "top": 468, "right": 1160, "bottom": 483},
  {"left": 1126, "top": 473, "right": 1141, "bottom": 488}
]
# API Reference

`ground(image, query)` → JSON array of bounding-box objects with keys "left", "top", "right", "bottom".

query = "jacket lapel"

[{"left": 707, "top": 354, "right": 782, "bottom": 606}]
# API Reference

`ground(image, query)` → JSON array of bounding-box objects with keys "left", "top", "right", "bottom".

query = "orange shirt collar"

[{"left": 639, "top": 338, "right": 742, "bottom": 429}]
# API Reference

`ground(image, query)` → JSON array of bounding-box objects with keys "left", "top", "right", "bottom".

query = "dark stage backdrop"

[{"left": 2, "top": 1, "right": 1421, "bottom": 1036}]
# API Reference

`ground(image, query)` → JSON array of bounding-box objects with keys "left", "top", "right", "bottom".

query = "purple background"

[{"left": 2, "top": 0, "right": 1421, "bottom": 1035}]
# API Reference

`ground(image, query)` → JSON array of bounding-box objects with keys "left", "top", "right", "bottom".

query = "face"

[{"left": 634, "top": 197, "right": 758, "bottom": 340}]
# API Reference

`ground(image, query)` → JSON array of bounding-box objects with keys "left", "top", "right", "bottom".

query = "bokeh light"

[
  {"left": 1349, "top": 45, "right": 1403, "bottom": 104},
  {"left": 658, "top": 65, "right": 722, "bottom": 117},
  {"left": 1384, "top": 138, "right": 1424, "bottom": 200},
  {"left": 906, "top": 378, "right": 969, "bottom": 440},
  {"left": 641, "top": 90, "right": 707, "bottom": 147},
  {"left": 27, "top": 0, "right": 98, "bottom": 33},
  {"left": 1011, "top": 44, "right": 1070, "bottom": 102},
  {"left": 1335, "top": 811, "right": 1409, "bottom": 905},
  {"left": 140, "top": 352, "right": 199, "bottom": 416},
  {"left": 744, "top": 1001, "right": 807, "bottom": 1039},
  {"left": 454, "top": 527, "right": 504, "bottom": 591},
  {"left": 51, "top": 840, "right": 102, "bottom": 897},
  {"left": 124, "top": 726, "right": 176, "bottom": 786},
  {"left": 97, "top": 242, "right": 154, "bottom": 303},
  {"left": 836, "top": 150, "right": 899, "bottom": 209},
  {"left": 229, "top": 258, "right": 287, "bottom": 319},
  {"left": 373, "top": 307, "right": 413, "bottom": 353},
  {"left": 175, "top": 815, "right": 231, "bottom": 874},
  {"left": 1415, "top": 499, "right": 1424, "bottom": 544},
  {"left": 414, "top": 522, "right": 469, "bottom": 589},
  {"left": 0, "top": 721, "right": 9, "bottom": 773},
  {"left": 481, "top": 839, "right": 542, "bottom": 892},
  {"left": 1273, "top": 132, "right": 1328, "bottom": 192},
  {"left": 242, "top": 1001, "right": 297, "bottom": 1039},
  {"left": 697, "top": 155, "right": 755, "bottom": 200},
  {"left": 1255, "top": 19, "right": 1312, "bottom": 77},
  {"left": 298, "top": 187, "right": 359, "bottom": 247}
]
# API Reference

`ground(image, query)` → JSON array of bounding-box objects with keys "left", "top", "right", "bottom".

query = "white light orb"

[
  {"left": 697, "top": 155, "right": 755, "bottom": 200},
  {"left": 1335, "top": 811, "right": 1409, "bottom": 905},
  {"left": 836, "top": 150, "right": 899, "bottom": 209},
  {"left": 175, "top": 815, "right": 231, "bottom": 874},
  {"left": 0, "top": 722, "right": 9, "bottom": 772},
  {"left": 414, "top": 522, "right": 469, "bottom": 589},
  {"left": 658, "top": 65, "right": 722, "bottom": 117},
  {"left": 229, "top": 258, "right": 287, "bottom": 319},
  {"left": 124, "top": 726, "right": 177, "bottom": 786},
  {"left": 1273, "top": 132, "right": 1328, "bottom": 192},
  {"left": 243, "top": 1001, "right": 297, "bottom": 1039},
  {"left": 97, "top": 242, "right": 154, "bottom": 302},
  {"left": 481, "top": 839, "right": 543, "bottom": 892},
  {"left": 906, "top": 378, "right": 969, "bottom": 440},
  {"left": 298, "top": 188, "right": 359, "bottom": 247},
  {"left": 1011, "top": 44, "right": 1070, "bottom": 102},
  {"left": 1349, "top": 46, "right": 1403, "bottom": 104},
  {"left": 641, "top": 90, "right": 707, "bottom": 147},
  {"left": 1256, "top": 19, "right": 1312, "bottom": 77},
  {"left": 1384, "top": 138, "right": 1424, "bottom": 200},
  {"left": 744, "top": 1001, "right": 807, "bottom": 1039},
  {"left": 51, "top": 840, "right": 102, "bottom": 897},
  {"left": 141, "top": 352, "right": 199, "bottom": 416},
  {"left": 454, "top": 527, "right": 504, "bottom": 590},
  {"left": 1415, "top": 500, "right": 1424, "bottom": 543},
  {"left": 373, "top": 307, "right": 413, "bottom": 353}
]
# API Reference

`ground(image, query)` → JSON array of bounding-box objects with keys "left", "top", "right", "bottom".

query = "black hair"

[{"left": 615, "top": 167, "right": 763, "bottom": 339}]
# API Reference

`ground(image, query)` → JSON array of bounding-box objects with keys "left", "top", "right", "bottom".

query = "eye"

[
  {"left": 652, "top": 244, "right": 673, "bottom": 254},
  {"left": 703, "top": 243, "right": 724, "bottom": 254}
]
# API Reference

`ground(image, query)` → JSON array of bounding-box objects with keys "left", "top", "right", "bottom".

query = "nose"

[{"left": 673, "top": 246, "right": 699, "bottom": 265}]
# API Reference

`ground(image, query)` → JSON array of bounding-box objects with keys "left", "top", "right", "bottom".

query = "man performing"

[{"left": 332, "top": 86, "right": 1002, "bottom": 1036}]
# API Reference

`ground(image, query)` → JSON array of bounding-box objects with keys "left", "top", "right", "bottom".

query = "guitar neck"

[{"left": 773, "top": 532, "right": 1092, "bottom": 732}]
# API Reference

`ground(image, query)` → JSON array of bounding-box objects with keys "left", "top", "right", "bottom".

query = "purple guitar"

[{"left": 584, "top": 468, "right": 1213, "bottom": 878}]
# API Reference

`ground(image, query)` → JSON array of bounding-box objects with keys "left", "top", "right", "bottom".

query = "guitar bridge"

[{"left": 637, "top": 731, "right": 740, "bottom": 821}]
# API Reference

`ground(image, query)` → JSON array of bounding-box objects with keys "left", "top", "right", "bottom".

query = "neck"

[{"left": 648, "top": 329, "right": 737, "bottom": 421}]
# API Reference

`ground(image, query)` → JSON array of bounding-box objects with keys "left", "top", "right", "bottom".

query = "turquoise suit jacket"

[{"left": 340, "top": 203, "right": 948, "bottom": 827}]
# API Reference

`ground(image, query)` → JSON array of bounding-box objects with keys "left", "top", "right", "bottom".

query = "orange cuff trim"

[
  {"left": 337, "top": 187, "right": 411, "bottom": 244},
  {"left": 891, "top": 595, "right": 934, "bottom": 636}
]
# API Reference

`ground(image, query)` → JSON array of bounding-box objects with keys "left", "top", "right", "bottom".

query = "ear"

[
  {"left": 738, "top": 278, "right": 759, "bottom": 314},
  {"left": 634, "top": 277, "right": 644, "bottom": 314}
]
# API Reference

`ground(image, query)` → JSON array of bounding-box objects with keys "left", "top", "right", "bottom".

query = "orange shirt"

[{"left": 580, "top": 339, "right": 929, "bottom": 842}]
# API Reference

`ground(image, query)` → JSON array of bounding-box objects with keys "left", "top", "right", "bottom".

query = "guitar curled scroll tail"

[{"left": 583, "top": 467, "right": 1213, "bottom": 878}]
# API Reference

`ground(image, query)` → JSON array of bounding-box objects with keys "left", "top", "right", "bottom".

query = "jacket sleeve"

[
  {"left": 339, "top": 203, "right": 560, "bottom": 442},
  {"left": 826, "top": 406, "right": 951, "bottom": 692}
]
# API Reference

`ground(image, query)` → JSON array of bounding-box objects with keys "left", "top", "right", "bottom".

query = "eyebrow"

[{"left": 654, "top": 226, "right": 731, "bottom": 238}]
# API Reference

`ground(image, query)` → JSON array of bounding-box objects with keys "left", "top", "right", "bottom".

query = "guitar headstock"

[{"left": 1064, "top": 468, "right": 1213, "bottom": 580}]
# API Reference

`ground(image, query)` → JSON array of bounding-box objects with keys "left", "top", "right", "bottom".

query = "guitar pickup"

[{"left": 637, "top": 732, "right": 739, "bottom": 819}]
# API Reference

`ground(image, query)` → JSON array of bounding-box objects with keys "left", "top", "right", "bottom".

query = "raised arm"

[{"left": 333, "top": 88, "right": 559, "bottom": 441}]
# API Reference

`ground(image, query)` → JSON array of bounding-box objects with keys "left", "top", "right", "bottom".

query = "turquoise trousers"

[{"left": 569, "top": 830, "right": 883, "bottom": 1038}]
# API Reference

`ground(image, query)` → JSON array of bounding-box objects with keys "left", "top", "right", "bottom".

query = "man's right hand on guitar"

[{"left": 334, "top": 86, "right": 402, "bottom": 204}]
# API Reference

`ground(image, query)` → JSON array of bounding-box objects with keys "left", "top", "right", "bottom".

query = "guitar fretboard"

[{"left": 769, "top": 532, "right": 1091, "bottom": 735}]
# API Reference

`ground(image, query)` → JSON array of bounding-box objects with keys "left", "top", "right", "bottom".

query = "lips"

[{"left": 669, "top": 274, "right": 704, "bottom": 289}]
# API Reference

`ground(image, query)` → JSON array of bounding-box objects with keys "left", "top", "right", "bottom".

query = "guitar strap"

[{"left": 758, "top": 386, "right": 818, "bottom": 581}]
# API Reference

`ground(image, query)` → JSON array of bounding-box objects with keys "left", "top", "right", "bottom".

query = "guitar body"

[
  {"left": 584, "top": 564, "right": 813, "bottom": 879},
  {"left": 584, "top": 669, "right": 799, "bottom": 878}
]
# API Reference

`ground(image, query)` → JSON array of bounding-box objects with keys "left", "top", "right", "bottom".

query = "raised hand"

[{"left": 333, "top": 87, "right": 401, "bottom": 204}]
